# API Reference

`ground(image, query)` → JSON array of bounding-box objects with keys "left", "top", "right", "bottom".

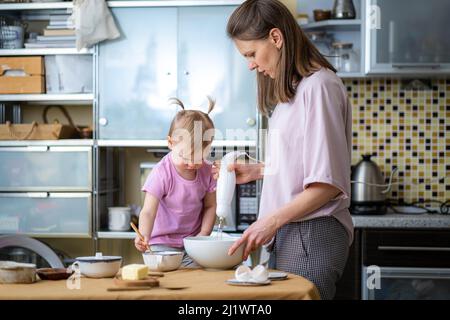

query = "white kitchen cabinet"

[
  {"left": 365, "top": 0, "right": 450, "bottom": 75},
  {"left": 177, "top": 6, "right": 257, "bottom": 141},
  {"left": 0, "top": 146, "right": 92, "bottom": 191},
  {"left": 0, "top": 192, "right": 91, "bottom": 237},
  {"left": 97, "top": 7, "right": 178, "bottom": 141},
  {"left": 97, "top": 5, "right": 257, "bottom": 142}
]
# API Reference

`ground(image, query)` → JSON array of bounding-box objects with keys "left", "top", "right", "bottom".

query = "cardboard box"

[{"left": 0, "top": 57, "right": 45, "bottom": 94}]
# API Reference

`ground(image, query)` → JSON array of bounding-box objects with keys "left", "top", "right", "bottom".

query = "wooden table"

[{"left": 0, "top": 269, "right": 320, "bottom": 300}]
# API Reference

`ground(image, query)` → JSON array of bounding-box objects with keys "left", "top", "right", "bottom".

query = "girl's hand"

[
  {"left": 134, "top": 235, "right": 149, "bottom": 252},
  {"left": 228, "top": 215, "right": 279, "bottom": 260},
  {"left": 212, "top": 162, "right": 262, "bottom": 185}
]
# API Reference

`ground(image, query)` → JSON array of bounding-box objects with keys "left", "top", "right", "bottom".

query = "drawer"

[
  {"left": 0, "top": 146, "right": 92, "bottom": 191},
  {"left": 0, "top": 192, "right": 91, "bottom": 237},
  {"left": 362, "top": 229, "right": 450, "bottom": 268}
]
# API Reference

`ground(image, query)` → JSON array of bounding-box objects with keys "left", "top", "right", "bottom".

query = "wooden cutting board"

[{"left": 113, "top": 275, "right": 159, "bottom": 288}]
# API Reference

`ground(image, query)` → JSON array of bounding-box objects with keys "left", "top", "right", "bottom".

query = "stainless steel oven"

[{"left": 361, "top": 229, "right": 450, "bottom": 300}]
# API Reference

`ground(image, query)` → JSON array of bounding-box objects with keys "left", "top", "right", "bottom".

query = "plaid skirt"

[{"left": 269, "top": 216, "right": 350, "bottom": 300}]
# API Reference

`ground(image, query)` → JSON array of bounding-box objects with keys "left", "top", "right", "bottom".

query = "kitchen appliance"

[
  {"left": 351, "top": 154, "right": 396, "bottom": 215},
  {"left": 237, "top": 181, "right": 258, "bottom": 231},
  {"left": 362, "top": 230, "right": 450, "bottom": 300},
  {"left": 331, "top": 0, "right": 356, "bottom": 19},
  {"left": 216, "top": 151, "right": 246, "bottom": 230}
]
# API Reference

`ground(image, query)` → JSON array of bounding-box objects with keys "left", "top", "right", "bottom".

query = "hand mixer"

[{"left": 215, "top": 151, "right": 247, "bottom": 232}]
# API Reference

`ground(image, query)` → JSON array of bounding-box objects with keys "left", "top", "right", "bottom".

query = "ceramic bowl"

[
  {"left": 142, "top": 251, "right": 183, "bottom": 272},
  {"left": 36, "top": 268, "right": 73, "bottom": 280},
  {"left": 75, "top": 252, "right": 122, "bottom": 278},
  {"left": 0, "top": 261, "right": 36, "bottom": 284},
  {"left": 313, "top": 9, "right": 331, "bottom": 21},
  {"left": 183, "top": 236, "right": 244, "bottom": 270}
]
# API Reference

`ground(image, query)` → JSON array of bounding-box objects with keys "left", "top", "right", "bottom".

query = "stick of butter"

[{"left": 122, "top": 264, "right": 149, "bottom": 280}]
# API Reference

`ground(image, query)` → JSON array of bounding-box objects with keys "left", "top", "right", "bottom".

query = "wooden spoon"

[{"left": 130, "top": 222, "right": 152, "bottom": 253}]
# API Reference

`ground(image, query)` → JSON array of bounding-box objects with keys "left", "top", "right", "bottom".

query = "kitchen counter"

[
  {"left": 0, "top": 268, "right": 320, "bottom": 300},
  {"left": 352, "top": 213, "right": 450, "bottom": 229}
]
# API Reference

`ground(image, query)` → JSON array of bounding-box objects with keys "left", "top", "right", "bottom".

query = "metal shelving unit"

[
  {"left": 0, "top": 0, "right": 244, "bottom": 11},
  {"left": 300, "top": 19, "right": 362, "bottom": 31},
  {"left": 0, "top": 93, "right": 94, "bottom": 103},
  {"left": 97, "top": 231, "right": 135, "bottom": 239},
  {"left": 0, "top": 1, "right": 72, "bottom": 10},
  {"left": 0, "top": 48, "right": 93, "bottom": 56},
  {"left": 0, "top": 139, "right": 94, "bottom": 147},
  {"left": 97, "top": 140, "right": 257, "bottom": 148},
  {"left": 337, "top": 72, "right": 365, "bottom": 78}
]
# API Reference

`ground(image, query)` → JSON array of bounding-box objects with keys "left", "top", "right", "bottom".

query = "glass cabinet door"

[
  {"left": 0, "top": 193, "right": 91, "bottom": 237},
  {"left": 366, "top": 0, "right": 450, "bottom": 74},
  {"left": 363, "top": 267, "right": 450, "bottom": 300},
  {"left": 177, "top": 6, "right": 257, "bottom": 142},
  {"left": 98, "top": 7, "right": 178, "bottom": 140}
]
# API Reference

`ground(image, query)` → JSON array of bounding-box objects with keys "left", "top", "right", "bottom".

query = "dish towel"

[{"left": 71, "top": 0, "right": 120, "bottom": 51}]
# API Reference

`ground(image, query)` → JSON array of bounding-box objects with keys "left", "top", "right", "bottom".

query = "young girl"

[{"left": 134, "top": 97, "right": 217, "bottom": 267}]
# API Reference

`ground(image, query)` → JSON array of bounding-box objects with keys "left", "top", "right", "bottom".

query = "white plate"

[
  {"left": 268, "top": 272, "right": 288, "bottom": 280},
  {"left": 226, "top": 279, "right": 271, "bottom": 286}
]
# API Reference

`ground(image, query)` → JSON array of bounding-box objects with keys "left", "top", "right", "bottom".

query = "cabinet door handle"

[
  {"left": 99, "top": 118, "right": 108, "bottom": 126},
  {"left": 246, "top": 117, "right": 256, "bottom": 127},
  {"left": 378, "top": 246, "right": 450, "bottom": 252},
  {"left": 392, "top": 63, "right": 441, "bottom": 69},
  {"left": 184, "top": 71, "right": 190, "bottom": 75}
]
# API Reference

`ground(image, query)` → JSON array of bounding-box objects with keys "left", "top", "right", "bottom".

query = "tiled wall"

[{"left": 343, "top": 78, "right": 449, "bottom": 204}]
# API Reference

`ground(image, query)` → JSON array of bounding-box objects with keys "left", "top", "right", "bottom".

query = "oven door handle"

[{"left": 378, "top": 246, "right": 450, "bottom": 252}]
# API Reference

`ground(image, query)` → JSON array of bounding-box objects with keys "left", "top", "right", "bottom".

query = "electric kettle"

[{"left": 351, "top": 154, "right": 396, "bottom": 205}]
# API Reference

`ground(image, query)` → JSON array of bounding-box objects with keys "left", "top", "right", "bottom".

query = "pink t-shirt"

[
  {"left": 142, "top": 153, "right": 217, "bottom": 248},
  {"left": 259, "top": 68, "right": 354, "bottom": 244}
]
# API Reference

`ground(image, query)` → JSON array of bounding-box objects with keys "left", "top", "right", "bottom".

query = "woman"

[{"left": 217, "top": 0, "right": 354, "bottom": 300}]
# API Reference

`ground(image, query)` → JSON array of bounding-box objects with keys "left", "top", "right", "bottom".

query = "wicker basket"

[{"left": 0, "top": 105, "right": 82, "bottom": 140}]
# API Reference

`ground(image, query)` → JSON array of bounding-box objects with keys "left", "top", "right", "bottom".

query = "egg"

[
  {"left": 235, "top": 265, "right": 252, "bottom": 282},
  {"left": 250, "top": 264, "right": 269, "bottom": 283}
]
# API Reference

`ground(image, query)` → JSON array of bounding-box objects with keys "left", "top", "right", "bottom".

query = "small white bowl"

[
  {"left": 183, "top": 236, "right": 244, "bottom": 270},
  {"left": 75, "top": 252, "right": 122, "bottom": 278},
  {"left": 142, "top": 251, "right": 183, "bottom": 272}
]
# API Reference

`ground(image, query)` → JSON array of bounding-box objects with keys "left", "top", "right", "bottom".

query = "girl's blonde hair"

[
  {"left": 168, "top": 96, "right": 216, "bottom": 155},
  {"left": 227, "top": 0, "right": 337, "bottom": 116}
]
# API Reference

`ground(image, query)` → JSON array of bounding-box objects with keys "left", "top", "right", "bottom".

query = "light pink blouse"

[{"left": 259, "top": 68, "right": 354, "bottom": 244}]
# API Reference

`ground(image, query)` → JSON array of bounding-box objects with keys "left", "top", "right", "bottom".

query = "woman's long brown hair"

[{"left": 227, "top": 0, "right": 336, "bottom": 115}]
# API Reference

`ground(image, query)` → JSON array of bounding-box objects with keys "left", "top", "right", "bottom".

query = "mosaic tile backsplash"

[{"left": 343, "top": 78, "right": 449, "bottom": 205}]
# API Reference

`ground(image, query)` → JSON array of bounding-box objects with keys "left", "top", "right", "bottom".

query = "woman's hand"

[
  {"left": 134, "top": 235, "right": 149, "bottom": 252},
  {"left": 228, "top": 215, "right": 279, "bottom": 260},
  {"left": 212, "top": 162, "right": 263, "bottom": 184}
]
